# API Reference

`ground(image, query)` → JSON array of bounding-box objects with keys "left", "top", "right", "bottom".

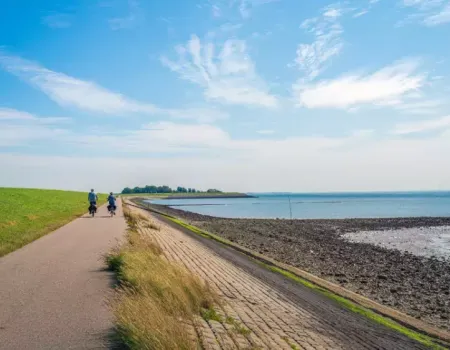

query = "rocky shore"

[{"left": 143, "top": 202, "right": 450, "bottom": 331}]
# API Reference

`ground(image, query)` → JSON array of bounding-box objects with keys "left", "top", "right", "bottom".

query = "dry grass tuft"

[
  {"left": 108, "top": 206, "right": 219, "bottom": 349},
  {"left": 143, "top": 222, "right": 160, "bottom": 231},
  {"left": 114, "top": 290, "right": 195, "bottom": 350}
]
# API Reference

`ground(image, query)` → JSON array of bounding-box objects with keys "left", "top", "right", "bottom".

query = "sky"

[{"left": 1, "top": 0, "right": 450, "bottom": 193}]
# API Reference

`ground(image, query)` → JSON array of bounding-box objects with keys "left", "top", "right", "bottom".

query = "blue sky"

[{"left": 1, "top": 0, "right": 450, "bottom": 192}]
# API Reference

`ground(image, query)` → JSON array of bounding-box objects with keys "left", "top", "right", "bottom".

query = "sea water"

[{"left": 148, "top": 192, "right": 450, "bottom": 220}]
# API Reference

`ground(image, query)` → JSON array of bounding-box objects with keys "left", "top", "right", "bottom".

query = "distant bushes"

[{"left": 121, "top": 185, "right": 222, "bottom": 195}]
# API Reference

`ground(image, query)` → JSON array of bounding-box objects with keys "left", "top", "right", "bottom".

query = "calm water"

[
  {"left": 343, "top": 226, "right": 450, "bottom": 259},
  {"left": 148, "top": 192, "right": 450, "bottom": 219}
]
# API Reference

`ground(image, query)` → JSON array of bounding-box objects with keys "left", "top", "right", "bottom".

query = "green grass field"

[{"left": 0, "top": 188, "right": 106, "bottom": 257}]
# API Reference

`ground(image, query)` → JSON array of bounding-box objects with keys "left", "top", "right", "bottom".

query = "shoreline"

[
  {"left": 126, "top": 193, "right": 255, "bottom": 200},
  {"left": 139, "top": 201, "right": 450, "bottom": 332},
  {"left": 162, "top": 193, "right": 255, "bottom": 200}
]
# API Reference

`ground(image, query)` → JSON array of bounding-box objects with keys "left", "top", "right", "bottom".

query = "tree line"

[{"left": 121, "top": 185, "right": 222, "bottom": 194}]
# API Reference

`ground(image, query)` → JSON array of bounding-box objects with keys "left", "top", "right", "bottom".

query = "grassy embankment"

[
  {"left": 0, "top": 188, "right": 106, "bottom": 257},
  {"left": 106, "top": 207, "right": 220, "bottom": 349},
  {"left": 129, "top": 200, "right": 448, "bottom": 350}
]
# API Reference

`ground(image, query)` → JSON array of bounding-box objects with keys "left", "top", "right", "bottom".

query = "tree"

[
  {"left": 207, "top": 189, "right": 222, "bottom": 193},
  {"left": 121, "top": 184, "right": 205, "bottom": 194},
  {"left": 159, "top": 185, "right": 172, "bottom": 193},
  {"left": 122, "top": 187, "right": 132, "bottom": 194}
]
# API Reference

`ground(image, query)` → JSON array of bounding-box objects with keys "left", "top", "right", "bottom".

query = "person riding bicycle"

[
  {"left": 107, "top": 192, "right": 116, "bottom": 213},
  {"left": 88, "top": 189, "right": 98, "bottom": 212}
]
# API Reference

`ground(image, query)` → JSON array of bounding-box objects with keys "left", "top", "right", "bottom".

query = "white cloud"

[
  {"left": 2, "top": 131, "right": 450, "bottom": 192},
  {"left": 161, "top": 35, "right": 277, "bottom": 107},
  {"left": 392, "top": 115, "right": 450, "bottom": 134},
  {"left": 71, "top": 122, "right": 231, "bottom": 154},
  {"left": 42, "top": 13, "right": 72, "bottom": 29},
  {"left": 393, "top": 99, "right": 442, "bottom": 115},
  {"left": 0, "top": 53, "right": 231, "bottom": 123},
  {"left": 294, "top": 59, "right": 427, "bottom": 109},
  {"left": 424, "top": 3, "right": 450, "bottom": 24},
  {"left": 0, "top": 125, "right": 69, "bottom": 147},
  {"left": 402, "top": 0, "right": 450, "bottom": 26},
  {"left": 352, "top": 0, "right": 382, "bottom": 17},
  {"left": 0, "top": 108, "right": 71, "bottom": 124},
  {"left": 353, "top": 10, "right": 369, "bottom": 17},
  {"left": 296, "top": 3, "right": 344, "bottom": 80},
  {"left": 0, "top": 108, "right": 71, "bottom": 147},
  {"left": 0, "top": 53, "right": 159, "bottom": 114}
]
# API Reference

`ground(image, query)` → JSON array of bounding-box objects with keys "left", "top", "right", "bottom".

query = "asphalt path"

[{"left": 0, "top": 200, "right": 125, "bottom": 350}]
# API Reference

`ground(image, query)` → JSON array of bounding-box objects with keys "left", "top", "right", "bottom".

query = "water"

[
  {"left": 147, "top": 191, "right": 450, "bottom": 219},
  {"left": 343, "top": 226, "right": 450, "bottom": 259}
]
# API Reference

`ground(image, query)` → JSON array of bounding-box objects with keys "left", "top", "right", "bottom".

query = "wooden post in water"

[{"left": 288, "top": 195, "right": 293, "bottom": 220}]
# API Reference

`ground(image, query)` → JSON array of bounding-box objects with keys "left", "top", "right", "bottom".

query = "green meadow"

[{"left": 0, "top": 188, "right": 106, "bottom": 257}]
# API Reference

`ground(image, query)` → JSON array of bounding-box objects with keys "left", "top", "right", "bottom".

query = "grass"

[
  {"left": 0, "top": 187, "right": 107, "bottom": 257},
  {"left": 107, "top": 208, "right": 220, "bottom": 350},
  {"left": 225, "top": 316, "right": 251, "bottom": 336},
  {"left": 201, "top": 307, "right": 223, "bottom": 322},
  {"left": 135, "top": 204, "right": 448, "bottom": 350},
  {"left": 281, "top": 336, "right": 300, "bottom": 350}
]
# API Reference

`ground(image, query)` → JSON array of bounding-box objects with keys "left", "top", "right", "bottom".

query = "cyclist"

[
  {"left": 107, "top": 192, "right": 117, "bottom": 214},
  {"left": 88, "top": 189, "right": 98, "bottom": 213}
]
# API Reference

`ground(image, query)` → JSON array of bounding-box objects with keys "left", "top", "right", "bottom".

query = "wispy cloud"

[
  {"left": 401, "top": 0, "right": 450, "bottom": 26},
  {"left": 425, "top": 3, "right": 450, "bottom": 25},
  {"left": 42, "top": 13, "right": 72, "bottom": 29},
  {"left": 167, "top": 108, "right": 229, "bottom": 123},
  {"left": 208, "top": 0, "right": 278, "bottom": 19},
  {"left": 352, "top": 0, "right": 381, "bottom": 18},
  {"left": 0, "top": 108, "right": 70, "bottom": 147},
  {"left": 295, "top": 3, "right": 344, "bottom": 81},
  {"left": 73, "top": 122, "right": 231, "bottom": 153},
  {"left": 0, "top": 52, "right": 231, "bottom": 123},
  {"left": 238, "top": 0, "right": 279, "bottom": 19},
  {"left": 161, "top": 35, "right": 278, "bottom": 107},
  {"left": 353, "top": 10, "right": 369, "bottom": 17},
  {"left": 393, "top": 99, "right": 443, "bottom": 115},
  {"left": 392, "top": 115, "right": 450, "bottom": 134},
  {"left": 0, "top": 125, "right": 69, "bottom": 147},
  {"left": 109, "top": 0, "right": 142, "bottom": 30},
  {"left": 0, "top": 108, "right": 71, "bottom": 124},
  {"left": 257, "top": 129, "right": 275, "bottom": 134},
  {"left": 0, "top": 53, "right": 159, "bottom": 115},
  {"left": 294, "top": 59, "right": 427, "bottom": 109}
]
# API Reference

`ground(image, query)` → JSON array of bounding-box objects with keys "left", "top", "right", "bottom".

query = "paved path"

[
  {"left": 0, "top": 200, "right": 125, "bottom": 350},
  {"left": 131, "top": 205, "right": 431, "bottom": 350}
]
